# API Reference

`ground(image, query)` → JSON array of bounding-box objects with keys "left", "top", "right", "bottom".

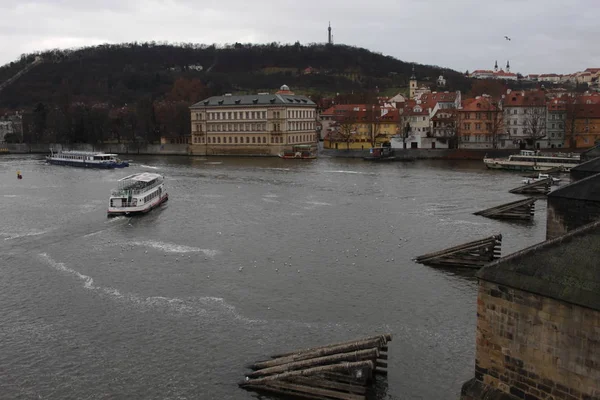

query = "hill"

[{"left": 0, "top": 42, "right": 473, "bottom": 143}]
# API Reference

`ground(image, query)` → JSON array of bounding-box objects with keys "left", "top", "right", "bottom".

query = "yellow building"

[
  {"left": 321, "top": 105, "right": 400, "bottom": 150},
  {"left": 189, "top": 85, "right": 318, "bottom": 156},
  {"left": 566, "top": 103, "right": 600, "bottom": 149}
]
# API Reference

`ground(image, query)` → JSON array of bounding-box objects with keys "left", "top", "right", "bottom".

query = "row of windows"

[
  {"left": 462, "top": 123, "right": 494, "bottom": 130},
  {"left": 143, "top": 190, "right": 159, "bottom": 203},
  {"left": 203, "top": 121, "right": 316, "bottom": 133},
  {"left": 192, "top": 134, "right": 316, "bottom": 144},
  {"left": 207, "top": 123, "right": 267, "bottom": 132},
  {"left": 287, "top": 110, "right": 315, "bottom": 119},
  {"left": 207, "top": 111, "right": 267, "bottom": 121}
]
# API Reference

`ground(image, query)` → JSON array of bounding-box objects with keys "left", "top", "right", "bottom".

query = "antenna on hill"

[{"left": 328, "top": 22, "right": 333, "bottom": 45}]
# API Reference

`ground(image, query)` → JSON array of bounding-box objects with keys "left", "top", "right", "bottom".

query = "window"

[
  {"left": 475, "top": 123, "right": 481, "bottom": 130},
  {"left": 252, "top": 137, "right": 256, "bottom": 143},
  {"left": 262, "top": 137, "right": 266, "bottom": 143},
  {"left": 235, "top": 137, "right": 238, "bottom": 144},
  {"left": 246, "top": 137, "right": 250, "bottom": 143}
]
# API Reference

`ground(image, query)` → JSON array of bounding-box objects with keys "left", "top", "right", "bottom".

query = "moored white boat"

[
  {"left": 107, "top": 173, "right": 168, "bottom": 216},
  {"left": 46, "top": 149, "right": 129, "bottom": 169},
  {"left": 484, "top": 150, "right": 580, "bottom": 172},
  {"left": 522, "top": 173, "right": 561, "bottom": 185}
]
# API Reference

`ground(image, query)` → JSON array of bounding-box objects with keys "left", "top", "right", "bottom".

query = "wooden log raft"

[
  {"left": 474, "top": 197, "right": 536, "bottom": 220},
  {"left": 509, "top": 178, "right": 552, "bottom": 195},
  {"left": 239, "top": 334, "right": 392, "bottom": 400},
  {"left": 414, "top": 234, "right": 502, "bottom": 268}
]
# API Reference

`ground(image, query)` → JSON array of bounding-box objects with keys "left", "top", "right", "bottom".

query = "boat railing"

[{"left": 112, "top": 180, "right": 162, "bottom": 196}]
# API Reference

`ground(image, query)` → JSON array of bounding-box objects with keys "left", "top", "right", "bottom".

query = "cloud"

[{"left": 0, "top": 0, "right": 598, "bottom": 75}]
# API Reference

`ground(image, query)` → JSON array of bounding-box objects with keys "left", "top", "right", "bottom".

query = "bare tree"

[
  {"left": 366, "top": 104, "right": 387, "bottom": 148},
  {"left": 565, "top": 95, "right": 582, "bottom": 149},
  {"left": 484, "top": 100, "right": 504, "bottom": 149},
  {"left": 336, "top": 110, "right": 357, "bottom": 150},
  {"left": 523, "top": 104, "right": 546, "bottom": 149}
]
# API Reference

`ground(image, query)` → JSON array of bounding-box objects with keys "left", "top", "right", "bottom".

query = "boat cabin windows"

[{"left": 143, "top": 190, "right": 160, "bottom": 203}]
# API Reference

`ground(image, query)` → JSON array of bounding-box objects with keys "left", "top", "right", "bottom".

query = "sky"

[{"left": 0, "top": 0, "right": 598, "bottom": 75}]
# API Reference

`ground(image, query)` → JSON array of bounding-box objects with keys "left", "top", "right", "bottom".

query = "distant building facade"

[
  {"left": 0, "top": 113, "right": 23, "bottom": 143},
  {"left": 189, "top": 85, "right": 317, "bottom": 156}
]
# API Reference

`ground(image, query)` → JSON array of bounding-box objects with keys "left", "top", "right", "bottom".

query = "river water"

[{"left": 0, "top": 154, "right": 549, "bottom": 400}]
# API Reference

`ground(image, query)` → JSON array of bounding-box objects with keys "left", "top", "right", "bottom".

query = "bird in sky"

[{"left": 504, "top": 36, "right": 511, "bottom": 41}]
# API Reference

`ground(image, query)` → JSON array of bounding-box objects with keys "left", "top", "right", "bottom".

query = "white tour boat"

[
  {"left": 46, "top": 149, "right": 129, "bottom": 169},
  {"left": 483, "top": 150, "right": 580, "bottom": 172},
  {"left": 107, "top": 173, "right": 168, "bottom": 216}
]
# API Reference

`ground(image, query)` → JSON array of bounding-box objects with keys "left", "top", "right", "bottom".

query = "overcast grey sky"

[{"left": 0, "top": 0, "right": 598, "bottom": 75}]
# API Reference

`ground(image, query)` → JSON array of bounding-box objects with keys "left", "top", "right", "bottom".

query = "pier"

[
  {"left": 509, "top": 178, "right": 552, "bottom": 195},
  {"left": 240, "top": 334, "right": 391, "bottom": 400},
  {"left": 474, "top": 197, "right": 536, "bottom": 220},
  {"left": 414, "top": 234, "right": 502, "bottom": 268}
]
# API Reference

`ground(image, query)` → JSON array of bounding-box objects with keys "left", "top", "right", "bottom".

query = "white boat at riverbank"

[
  {"left": 107, "top": 173, "right": 168, "bottom": 216},
  {"left": 522, "top": 173, "right": 561, "bottom": 185},
  {"left": 484, "top": 150, "right": 580, "bottom": 172}
]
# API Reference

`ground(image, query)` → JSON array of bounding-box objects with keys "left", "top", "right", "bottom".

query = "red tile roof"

[{"left": 503, "top": 90, "right": 546, "bottom": 107}]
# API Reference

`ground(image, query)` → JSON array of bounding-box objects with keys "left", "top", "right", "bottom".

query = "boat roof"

[
  {"left": 118, "top": 172, "right": 162, "bottom": 182},
  {"left": 56, "top": 150, "right": 118, "bottom": 156}
]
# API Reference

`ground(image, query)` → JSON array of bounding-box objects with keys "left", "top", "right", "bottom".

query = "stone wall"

[
  {"left": 461, "top": 280, "right": 600, "bottom": 400},
  {"left": 318, "top": 148, "right": 582, "bottom": 160},
  {"left": 546, "top": 174, "right": 600, "bottom": 240}
]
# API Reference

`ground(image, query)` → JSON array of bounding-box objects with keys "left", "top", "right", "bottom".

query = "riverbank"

[{"left": 2, "top": 142, "right": 584, "bottom": 160}]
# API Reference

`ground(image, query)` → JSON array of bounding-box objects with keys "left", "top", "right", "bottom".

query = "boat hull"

[
  {"left": 107, "top": 193, "right": 168, "bottom": 216},
  {"left": 47, "top": 159, "right": 129, "bottom": 169},
  {"left": 483, "top": 159, "right": 573, "bottom": 172}
]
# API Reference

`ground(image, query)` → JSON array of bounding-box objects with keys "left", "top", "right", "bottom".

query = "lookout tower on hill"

[
  {"left": 409, "top": 66, "right": 417, "bottom": 99},
  {"left": 327, "top": 22, "right": 333, "bottom": 45}
]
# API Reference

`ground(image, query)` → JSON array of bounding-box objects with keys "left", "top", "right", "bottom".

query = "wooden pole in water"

[
  {"left": 270, "top": 334, "right": 391, "bottom": 359},
  {"left": 251, "top": 336, "right": 386, "bottom": 370},
  {"left": 246, "top": 348, "right": 379, "bottom": 378},
  {"left": 239, "top": 360, "right": 375, "bottom": 387}
]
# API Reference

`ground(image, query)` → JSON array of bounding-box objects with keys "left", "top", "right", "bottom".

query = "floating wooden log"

[
  {"left": 246, "top": 348, "right": 379, "bottom": 378},
  {"left": 270, "top": 334, "right": 391, "bottom": 359},
  {"left": 474, "top": 197, "right": 536, "bottom": 220},
  {"left": 414, "top": 234, "right": 502, "bottom": 268},
  {"left": 240, "top": 335, "right": 391, "bottom": 400},
  {"left": 252, "top": 336, "right": 388, "bottom": 370},
  {"left": 509, "top": 178, "right": 552, "bottom": 195}
]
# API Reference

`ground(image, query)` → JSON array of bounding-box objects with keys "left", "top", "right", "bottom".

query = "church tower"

[
  {"left": 494, "top": 60, "right": 498, "bottom": 72},
  {"left": 328, "top": 22, "right": 332, "bottom": 45},
  {"left": 506, "top": 60, "right": 510, "bottom": 73},
  {"left": 409, "top": 66, "right": 417, "bottom": 99}
]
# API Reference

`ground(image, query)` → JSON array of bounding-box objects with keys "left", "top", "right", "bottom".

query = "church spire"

[
  {"left": 506, "top": 60, "right": 510, "bottom": 72},
  {"left": 494, "top": 60, "right": 498, "bottom": 72},
  {"left": 410, "top": 65, "right": 416, "bottom": 80}
]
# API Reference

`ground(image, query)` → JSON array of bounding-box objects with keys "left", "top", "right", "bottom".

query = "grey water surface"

[{"left": 0, "top": 154, "right": 548, "bottom": 400}]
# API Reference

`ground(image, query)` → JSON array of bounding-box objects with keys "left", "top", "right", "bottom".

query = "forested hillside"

[{"left": 0, "top": 42, "right": 472, "bottom": 143}]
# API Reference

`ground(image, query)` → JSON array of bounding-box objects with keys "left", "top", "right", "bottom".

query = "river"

[{"left": 0, "top": 154, "right": 549, "bottom": 399}]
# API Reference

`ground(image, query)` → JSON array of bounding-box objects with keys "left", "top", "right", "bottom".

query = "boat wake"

[
  {"left": 131, "top": 240, "right": 219, "bottom": 257},
  {"left": 139, "top": 164, "right": 159, "bottom": 170},
  {"left": 37, "top": 252, "right": 263, "bottom": 323},
  {"left": 323, "top": 170, "right": 366, "bottom": 175},
  {"left": 3, "top": 229, "right": 50, "bottom": 241}
]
